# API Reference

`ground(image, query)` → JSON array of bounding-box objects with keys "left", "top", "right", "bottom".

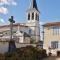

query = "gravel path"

[{"left": 42, "top": 56, "right": 60, "bottom": 60}]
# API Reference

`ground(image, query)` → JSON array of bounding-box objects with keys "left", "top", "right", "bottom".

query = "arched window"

[
  {"left": 36, "top": 13, "right": 37, "bottom": 20},
  {"left": 29, "top": 30, "right": 32, "bottom": 35},
  {"left": 28, "top": 13, "right": 30, "bottom": 20},
  {"left": 38, "top": 15, "right": 39, "bottom": 21},
  {"left": 36, "top": 13, "right": 39, "bottom": 21},
  {"left": 32, "top": 13, "right": 34, "bottom": 20}
]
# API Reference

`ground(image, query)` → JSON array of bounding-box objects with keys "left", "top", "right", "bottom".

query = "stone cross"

[
  {"left": 8, "top": 16, "right": 16, "bottom": 52},
  {"left": 9, "top": 16, "right": 15, "bottom": 40}
]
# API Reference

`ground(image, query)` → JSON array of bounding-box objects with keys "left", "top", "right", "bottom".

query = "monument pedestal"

[{"left": 8, "top": 39, "right": 16, "bottom": 52}]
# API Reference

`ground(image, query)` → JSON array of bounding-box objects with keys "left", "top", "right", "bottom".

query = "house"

[
  {"left": 0, "top": 0, "right": 40, "bottom": 54},
  {"left": 43, "top": 22, "right": 60, "bottom": 55}
]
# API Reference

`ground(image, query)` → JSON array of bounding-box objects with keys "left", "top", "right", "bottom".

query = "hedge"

[{"left": 0, "top": 46, "right": 47, "bottom": 60}]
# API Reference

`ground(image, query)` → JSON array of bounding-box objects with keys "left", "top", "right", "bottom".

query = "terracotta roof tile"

[
  {"left": 0, "top": 30, "right": 9, "bottom": 33},
  {"left": 0, "top": 23, "right": 28, "bottom": 28},
  {"left": 42, "top": 22, "right": 60, "bottom": 26}
]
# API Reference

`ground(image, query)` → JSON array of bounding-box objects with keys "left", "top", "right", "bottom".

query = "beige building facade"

[{"left": 43, "top": 22, "right": 60, "bottom": 55}]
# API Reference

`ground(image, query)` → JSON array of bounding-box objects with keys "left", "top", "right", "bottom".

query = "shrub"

[
  {"left": 30, "top": 37, "right": 35, "bottom": 43},
  {"left": 0, "top": 46, "right": 47, "bottom": 60},
  {"left": 0, "top": 53, "right": 5, "bottom": 60}
]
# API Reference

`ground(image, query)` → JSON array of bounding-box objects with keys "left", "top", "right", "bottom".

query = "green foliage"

[
  {"left": 30, "top": 37, "right": 35, "bottom": 43},
  {"left": 0, "top": 46, "right": 47, "bottom": 60},
  {"left": 0, "top": 53, "right": 5, "bottom": 60}
]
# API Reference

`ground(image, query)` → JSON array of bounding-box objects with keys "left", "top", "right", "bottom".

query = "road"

[{"left": 42, "top": 56, "right": 60, "bottom": 60}]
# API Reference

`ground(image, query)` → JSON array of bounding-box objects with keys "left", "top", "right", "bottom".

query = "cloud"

[
  {"left": 0, "top": 18, "right": 4, "bottom": 23},
  {"left": 11, "top": 0, "right": 17, "bottom": 6},
  {"left": 0, "top": 6, "right": 9, "bottom": 14},
  {"left": 0, "top": 0, "right": 17, "bottom": 6},
  {"left": 39, "top": 22, "right": 43, "bottom": 25},
  {"left": 0, "top": 0, "right": 17, "bottom": 14}
]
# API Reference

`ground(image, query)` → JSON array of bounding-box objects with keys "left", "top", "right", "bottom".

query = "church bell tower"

[{"left": 26, "top": 0, "right": 40, "bottom": 42}]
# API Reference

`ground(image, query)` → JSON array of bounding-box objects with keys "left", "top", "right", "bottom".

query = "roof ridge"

[{"left": 43, "top": 22, "right": 60, "bottom": 26}]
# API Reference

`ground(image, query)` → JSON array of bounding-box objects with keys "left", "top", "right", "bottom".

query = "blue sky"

[
  {"left": 0, "top": 0, "right": 60, "bottom": 39},
  {"left": 0, "top": 0, "right": 60, "bottom": 25}
]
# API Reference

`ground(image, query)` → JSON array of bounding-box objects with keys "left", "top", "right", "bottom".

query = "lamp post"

[{"left": 42, "top": 31, "right": 44, "bottom": 43}]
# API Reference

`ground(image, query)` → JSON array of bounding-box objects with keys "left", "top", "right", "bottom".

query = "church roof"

[
  {"left": 0, "top": 30, "right": 10, "bottom": 33},
  {"left": 42, "top": 22, "right": 60, "bottom": 27},
  {"left": 0, "top": 23, "right": 28, "bottom": 28},
  {"left": 30, "top": 0, "right": 38, "bottom": 10},
  {"left": 27, "top": 0, "right": 39, "bottom": 12}
]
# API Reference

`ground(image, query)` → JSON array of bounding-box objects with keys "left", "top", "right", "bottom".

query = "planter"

[
  {"left": 57, "top": 51, "right": 60, "bottom": 57},
  {"left": 48, "top": 53, "right": 52, "bottom": 56}
]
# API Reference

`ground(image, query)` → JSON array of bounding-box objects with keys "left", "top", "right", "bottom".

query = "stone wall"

[{"left": 0, "top": 41, "right": 36, "bottom": 54}]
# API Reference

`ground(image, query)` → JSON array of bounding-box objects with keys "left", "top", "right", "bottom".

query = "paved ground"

[{"left": 42, "top": 56, "right": 60, "bottom": 60}]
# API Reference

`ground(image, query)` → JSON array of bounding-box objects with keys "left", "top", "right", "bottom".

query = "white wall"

[
  {"left": 24, "top": 37, "right": 30, "bottom": 43},
  {"left": 1, "top": 26, "right": 18, "bottom": 37},
  {"left": 0, "top": 42, "right": 9, "bottom": 54},
  {"left": 0, "top": 42, "right": 36, "bottom": 54},
  {"left": 19, "top": 36, "right": 24, "bottom": 43}
]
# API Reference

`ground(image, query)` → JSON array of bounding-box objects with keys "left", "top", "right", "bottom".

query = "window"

[
  {"left": 20, "top": 31, "right": 22, "bottom": 33},
  {"left": 36, "top": 13, "right": 37, "bottom": 20},
  {"left": 13, "top": 31, "right": 16, "bottom": 33},
  {"left": 6, "top": 33, "right": 7, "bottom": 34},
  {"left": 32, "top": 13, "right": 34, "bottom": 20},
  {"left": 51, "top": 41, "right": 58, "bottom": 49},
  {"left": 0, "top": 34, "right": 3, "bottom": 37},
  {"left": 29, "top": 30, "right": 31, "bottom": 34},
  {"left": 28, "top": 13, "right": 30, "bottom": 20},
  {"left": 36, "top": 14, "right": 39, "bottom": 21},
  {"left": 53, "top": 26, "right": 59, "bottom": 35},
  {"left": 38, "top": 15, "right": 39, "bottom": 21}
]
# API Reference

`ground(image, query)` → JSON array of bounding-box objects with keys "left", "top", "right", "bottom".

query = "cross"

[
  {"left": 8, "top": 16, "right": 16, "bottom": 52},
  {"left": 9, "top": 16, "right": 15, "bottom": 40}
]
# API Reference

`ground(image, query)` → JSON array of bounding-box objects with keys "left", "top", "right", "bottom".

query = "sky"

[
  {"left": 0, "top": 0, "right": 60, "bottom": 39},
  {"left": 0, "top": 0, "right": 60, "bottom": 24}
]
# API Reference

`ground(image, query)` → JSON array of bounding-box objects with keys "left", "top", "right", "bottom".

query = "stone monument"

[{"left": 8, "top": 16, "right": 16, "bottom": 52}]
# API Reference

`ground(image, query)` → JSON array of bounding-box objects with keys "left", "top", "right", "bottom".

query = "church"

[
  {"left": 0, "top": 0, "right": 40, "bottom": 53},
  {"left": 0, "top": 0, "right": 40, "bottom": 43}
]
